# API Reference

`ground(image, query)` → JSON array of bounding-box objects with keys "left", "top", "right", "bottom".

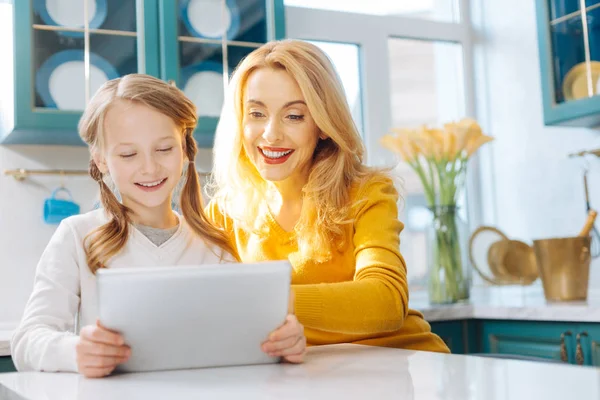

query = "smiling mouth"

[
  {"left": 135, "top": 178, "right": 167, "bottom": 188},
  {"left": 258, "top": 148, "right": 294, "bottom": 159}
]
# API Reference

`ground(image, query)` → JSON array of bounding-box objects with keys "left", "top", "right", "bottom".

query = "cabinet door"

[
  {"left": 3, "top": 0, "right": 161, "bottom": 145},
  {"left": 481, "top": 320, "right": 576, "bottom": 363},
  {"left": 0, "top": 357, "right": 15, "bottom": 373},
  {"left": 158, "top": 0, "right": 285, "bottom": 148},
  {"left": 535, "top": 0, "right": 600, "bottom": 126}
]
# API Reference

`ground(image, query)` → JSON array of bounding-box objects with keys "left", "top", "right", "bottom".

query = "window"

[
  {"left": 284, "top": 0, "right": 460, "bottom": 22},
  {"left": 307, "top": 41, "right": 364, "bottom": 134}
]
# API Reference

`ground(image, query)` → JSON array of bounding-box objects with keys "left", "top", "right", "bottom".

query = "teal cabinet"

[
  {"left": 1, "top": 0, "right": 161, "bottom": 145},
  {"left": 158, "top": 0, "right": 285, "bottom": 147},
  {"left": 535, "top": 0, "right": 600, "bottom": 126},
  {"left": 0, "top": 357, "right": 15, "bottom": 373},
  {"left": 431, "top": 318, "right": 600, "bottom": 366},
  {"left": 1, "top": 0, "right": 285, "bottom": 147},
  {"left": 430, "top": 320, "right": 477, "bottom": 354}
]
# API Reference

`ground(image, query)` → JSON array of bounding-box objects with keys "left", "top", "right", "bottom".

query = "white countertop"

[
  {"left": 410, "top": 285, "right": 600, "bottom": 323},
  {"left": 0, "top": 344, "right": 598, "bottom": 399}
]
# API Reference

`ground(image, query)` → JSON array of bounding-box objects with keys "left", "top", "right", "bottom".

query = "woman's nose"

[{"left": 262, "top": 119, "right": 283, "bottom": 143}]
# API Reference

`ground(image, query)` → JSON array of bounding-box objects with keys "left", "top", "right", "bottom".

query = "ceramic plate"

[
  {"left": 562, "top": 61, "right": 600, "bottom": 101},
  {"left": 181, "top": 61, "right": 227, "bottom": 117},
  {"left": 36, "top": 50, "right": 119, "bottom": 110},
  {"left": 180, "top": 0, "right": 240, "bottom": 40},
  {"left": 33, "top": 0, "right": 107, "bottom": 37}
]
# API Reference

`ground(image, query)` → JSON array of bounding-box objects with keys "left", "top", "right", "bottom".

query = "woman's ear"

[{"left": 319, "top": 132, "right": 328, "bottom": 140}]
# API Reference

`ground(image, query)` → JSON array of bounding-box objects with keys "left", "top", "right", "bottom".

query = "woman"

[{"left": 208, "top": 40, "right": 449, "bottom": 353}]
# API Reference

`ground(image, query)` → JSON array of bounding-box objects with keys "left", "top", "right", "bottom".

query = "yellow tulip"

[
  {"left": 381, "top": 131, "right": 418, "bottom": 163},
  {"left": 409, "top": 126, "right": 429, "bottom": 157},
  {"left": 442, "top": 122, "right": 462, "bottom": 158},
  {"left": 452, "top": 118, "right": 482, "bottom": 158},
  {"left": 431, "top": 129, "right": 446, "bottom": 161},
  {"left": 415, "top": 126, "right": 445, "bottom": 161},
  {"left": 441, "top": 130, "right": 458, "bottom": 161},
  {"left": 465, "top": 134, "right": 494, "bottom": 157}
]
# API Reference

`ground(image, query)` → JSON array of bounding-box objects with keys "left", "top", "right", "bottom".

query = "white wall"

[
  {"left": 474, "top": 0, "right": 600, "bottom": 281},
  {"left": 0, "top": 146, "right": 96, "bottom": 329},
  {"left": 0, "top": 147, "right": 213, "bottom": 329}
]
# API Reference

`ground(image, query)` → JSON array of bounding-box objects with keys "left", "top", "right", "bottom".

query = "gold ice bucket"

[{"left": 533, "top": 236, "right": 591, "bottom": 301}]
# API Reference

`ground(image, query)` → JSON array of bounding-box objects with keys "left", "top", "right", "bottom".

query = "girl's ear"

[{"left": 92, "top": 152, "right": 109, "bottom": 175}]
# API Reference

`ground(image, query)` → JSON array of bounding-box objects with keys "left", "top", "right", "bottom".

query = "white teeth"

[
  {"left": 261, "top": 149, "right": 293, "bottom": 159},
  {"left": 138, "top": 179, "right": 165, "bottom": 187}
]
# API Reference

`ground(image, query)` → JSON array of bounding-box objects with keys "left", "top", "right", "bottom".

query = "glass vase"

[{"left": 427, "top": 205, "right": 471, "bottom": 304}]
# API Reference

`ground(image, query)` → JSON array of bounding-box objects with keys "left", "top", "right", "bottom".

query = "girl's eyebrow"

[{"left": 116, "top": 136, "right": 176, "bottom": 146}]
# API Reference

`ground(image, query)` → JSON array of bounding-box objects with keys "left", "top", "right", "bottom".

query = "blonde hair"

[
  {"left": 79, "top": 74, "right": 239, "bottom": 273},
  {"left": 212, "top": 40, "right": 387, "bottom": 262}
]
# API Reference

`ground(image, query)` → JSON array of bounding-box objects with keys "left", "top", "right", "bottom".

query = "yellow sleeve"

[{"left": 293, "top": 178, "right": 409, "bottom": 334}]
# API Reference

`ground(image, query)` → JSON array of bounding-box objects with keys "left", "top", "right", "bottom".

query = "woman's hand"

[
  {"left": 76, "top": 320, "right": 130, "bottom": 378},
  {"left": 262, "top": 288, "right": 306, "bottom": 363}
]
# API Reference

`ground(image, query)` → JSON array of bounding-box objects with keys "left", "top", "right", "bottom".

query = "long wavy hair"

[
  {"left": 79, "top": 74, "right": 239, "bottom": 273},
  {"left": 211, "top": 40, "right": 387, "bottom": 262}
]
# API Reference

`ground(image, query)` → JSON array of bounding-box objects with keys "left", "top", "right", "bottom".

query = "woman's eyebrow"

[{"left": 246, "top": 99, "right": 306, "bottom": 108}]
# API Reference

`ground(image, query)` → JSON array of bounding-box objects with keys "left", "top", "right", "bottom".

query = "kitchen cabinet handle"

[
  {"left": 576, "top": 332, "right": 589, "bottom": 366},
  {"left": 560, "top": 331, "right": 572, "bottom": 362}
]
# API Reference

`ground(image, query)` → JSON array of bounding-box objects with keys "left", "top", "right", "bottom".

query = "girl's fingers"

[
  {"left": 80, "top": 324, "right": 124, "bottom": 347},
  {"left": 80, "top": 365, "right": 116, "bottom": 378},
  {"left": 79, "top": 341, "right": 130, "bottom": 358}
]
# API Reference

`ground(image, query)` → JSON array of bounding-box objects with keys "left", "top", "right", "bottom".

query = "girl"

[
  {"left": 208, "top": 40, "right": 449, "bottom": 352},
  {"left": 11, "top": 74, "right": 305, "bottom": 378}
]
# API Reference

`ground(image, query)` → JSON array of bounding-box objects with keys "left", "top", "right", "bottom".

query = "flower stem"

[{"left": 429, "top": 207, "right": 469, "bottom": 304}]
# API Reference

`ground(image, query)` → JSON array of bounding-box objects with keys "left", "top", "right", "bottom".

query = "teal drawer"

[
  {"left": 0, "top": 356, "right": 15, "bottom": 373},
  {"left": 481, "top": 320, "right": 576, "bottom": 363}
]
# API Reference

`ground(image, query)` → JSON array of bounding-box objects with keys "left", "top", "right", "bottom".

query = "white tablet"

[{"left": 96, "top": 260, "right": 292, "bottom": 373}]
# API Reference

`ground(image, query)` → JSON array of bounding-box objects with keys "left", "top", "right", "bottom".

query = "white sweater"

[{"left": 11, "top": 209, "right": 232, "bottom": 373}]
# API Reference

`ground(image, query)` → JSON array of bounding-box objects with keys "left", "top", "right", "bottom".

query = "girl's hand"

[{"left": 76, "top": 320, "right": 130, "bottom": 378}]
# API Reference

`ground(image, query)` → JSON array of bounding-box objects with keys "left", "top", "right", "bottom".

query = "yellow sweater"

[{"left": 207, "top": 178, "right": 449, "bottom": 353}]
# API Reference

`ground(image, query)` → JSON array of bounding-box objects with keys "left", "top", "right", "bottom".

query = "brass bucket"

[{"left": 533, "top": 236, "right": 591, "bottom": 301}]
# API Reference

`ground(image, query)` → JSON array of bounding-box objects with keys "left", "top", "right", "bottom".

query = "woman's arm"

[
  {"left": 11, "top": 220, "right": 82, "bottom": 372},
  {"left": 293, "top": 179, "right": 409, "bottom": 335}
]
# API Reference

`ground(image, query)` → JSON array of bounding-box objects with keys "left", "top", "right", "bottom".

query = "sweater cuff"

[
  {"left": 53, "top": 334, "right": 80, "bottom": 373},
  {"left": 293, "top": 285, "right": 323, "bottom": 328}
]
